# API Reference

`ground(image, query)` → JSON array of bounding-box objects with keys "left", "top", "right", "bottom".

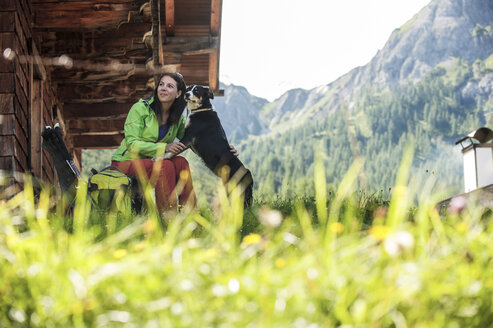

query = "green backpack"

[{"left": 88, "top": 166, "right": 132, "bottom": 214}]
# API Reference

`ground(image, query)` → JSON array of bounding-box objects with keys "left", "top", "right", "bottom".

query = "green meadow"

[{"left": 1, "top": 148, "right": 493, "bottom": 327}]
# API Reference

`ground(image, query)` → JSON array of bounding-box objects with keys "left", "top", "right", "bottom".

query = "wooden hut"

[{"left": 0, "top": 0, "right": 223, "bottom": 195}]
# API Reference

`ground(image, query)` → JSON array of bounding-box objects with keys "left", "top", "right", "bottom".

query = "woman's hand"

[
  {"left": 230, "top": 144, "right": 239, "bottom": 157},
  {"left": 166, "top": 142, "right": 187, "bottom": 155}
]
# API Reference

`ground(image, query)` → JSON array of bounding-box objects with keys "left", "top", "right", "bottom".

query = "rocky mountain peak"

[{"left": 351, "top": 0, "right": 493, "bottom": 88}]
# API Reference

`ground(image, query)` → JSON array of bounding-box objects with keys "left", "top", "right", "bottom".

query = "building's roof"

[{"left": 32, "top": 0, "right": 223, "bottom": 148}]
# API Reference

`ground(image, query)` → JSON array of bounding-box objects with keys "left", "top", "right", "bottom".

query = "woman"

[{"left": 111, "top": 72, "right": 195, "bottom": 213}]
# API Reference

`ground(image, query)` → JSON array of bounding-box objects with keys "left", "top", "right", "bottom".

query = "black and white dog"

[{"left": 164, "top": 85, "right": 253, "bottom": 206}]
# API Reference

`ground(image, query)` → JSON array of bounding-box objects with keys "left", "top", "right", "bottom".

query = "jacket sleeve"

[{"left": 124, "top": 102, "right": 167, "bottom": 158}]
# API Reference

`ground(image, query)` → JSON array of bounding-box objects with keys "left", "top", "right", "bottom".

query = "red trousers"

[{"left": 112, "top": 156, "right": 196, "bottom": 212}]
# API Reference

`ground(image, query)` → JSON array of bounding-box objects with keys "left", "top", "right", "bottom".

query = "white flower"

[
  {"left": 259, "top": 207, "right": 283, "bottom": 227},
  {"left": 384, "top": 231, "right": 414, "bottom": 256}
]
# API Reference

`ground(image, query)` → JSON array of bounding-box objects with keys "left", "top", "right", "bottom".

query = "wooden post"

[
  {"left": 209, "top": 0, "right": 222, "bottom": 92},
  {"left": 30, "top": 80, "right": 43, "bottom": 177},
  {"left": 151, "top": 0, "right": 161, "bottom": 82},
  {"left": 164, "top": 0, "right": 175, "bottom": 36}
]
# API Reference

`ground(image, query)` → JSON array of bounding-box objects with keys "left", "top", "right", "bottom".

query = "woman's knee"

[
  {"left": 172, "top": 156, "right": 191, "bottom": 170},
  {"left": 157, "top": 159, "right": 176, "bottom": 174}
]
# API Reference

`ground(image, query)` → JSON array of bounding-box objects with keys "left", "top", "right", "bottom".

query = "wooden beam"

[
  {"left": 63, "top": 103, "right": 133, "bottom": 120},
  {"left": 210, "top": 0, "right": 222, "bottom": 36},
  {"left": 165, "top": 0, "right": 175, "bottom": 36},
  {"left": 30, "top": 80, "right": 44, "bottom": 177},
  {"left": 209, "top": 0, "right": 222, "bottom": 92},
  {"left": 151, "top": 0, "right": 160, "bottom": 82},
  {"left": 163, "top": 37, "right": 218, "bottom": 55},
  {"left": 67, "top": 118, "right": 126, "bottom": 134},
  {"left": 72, "top": 134, "right": 124, "bottom": 149},
  {"left": 37, "top": 26, "right": 151, "bottom": 58},
  {"left": 39, "top": 33, "right": 216, "bottom": 60},
  {"left": 157, "top": 0, "right": 164, "bottom": 65},
  {"left": 32, "top": 1, "right": 142, "bottom": 30},
  {"left": 57, "top": 78, "right": 150, "bottom": 103},
  {"left": 32, "top": 40, "right": 46, "bottom": 80}
]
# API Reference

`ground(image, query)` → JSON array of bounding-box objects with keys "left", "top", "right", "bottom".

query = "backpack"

[{"left": 88, "top": 166, "right": 132, "bottom": 214}]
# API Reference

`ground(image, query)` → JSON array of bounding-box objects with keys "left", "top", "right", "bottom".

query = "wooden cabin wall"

[{"left": 0, "top": 0, "right": 56, "bottom": 196}]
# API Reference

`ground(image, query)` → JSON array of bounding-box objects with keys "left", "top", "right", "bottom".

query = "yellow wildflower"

[
  {"left": 134, "top": 241, "right": 146, "bottom": 252},
  {"left": 329, "top": 222, "right": 344, "bottom": 233},
  {"left": 143, "top": 219, "right": 156, "bottom": 235},
  {"left": 369, "top": 225, "right": 390, "bottom": 241},
  {"left": 205, "top": 248, "right": 218, "bottom": 258},
  {"left": 113, "top": 249, "right": 127, "bottom": 259},
  {"left": 242, "top": 233, "right": 262, "bottom": 245},
  {"left": 275, "top": 258, "right": 286, "bottom": 268},
  {"left": 456, "top": 222, "right": 468, "bottom": 233}
]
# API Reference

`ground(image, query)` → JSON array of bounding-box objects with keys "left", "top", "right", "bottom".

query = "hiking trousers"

[{"left": 111, "top": 156, "right": 196, "bottom": 212}]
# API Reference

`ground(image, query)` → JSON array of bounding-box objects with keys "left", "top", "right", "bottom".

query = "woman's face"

[{"left": 157, "top": 75, "right": 182, "bottom": 103}]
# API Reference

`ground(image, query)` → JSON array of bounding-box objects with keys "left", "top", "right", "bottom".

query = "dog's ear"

[{"left": 207, "top": 87, "right": 214, "bottom": 99}]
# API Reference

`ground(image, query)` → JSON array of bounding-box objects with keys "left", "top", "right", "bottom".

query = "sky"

[{"left": 219, "top": 0, "right": 431, "bottom": 101}]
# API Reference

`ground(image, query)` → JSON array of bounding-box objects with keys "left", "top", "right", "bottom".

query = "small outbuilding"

[{"left": 455, "top": 127, "right": 493, "bottom": 192}]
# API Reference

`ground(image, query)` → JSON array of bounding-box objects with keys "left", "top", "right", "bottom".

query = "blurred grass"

[{"left": 1, "top": 157, "right": 493, "bottom": 327}]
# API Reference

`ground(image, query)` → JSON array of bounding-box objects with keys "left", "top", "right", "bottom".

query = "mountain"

[
  {"left": 230, "top": 0, "right": 493, "bottom": 199},
  {"left": 212, "top": 84, "right": 269, "bottom": 143},
  {"left": 260, "top": 0, "right": 493, "bottom": 128}
]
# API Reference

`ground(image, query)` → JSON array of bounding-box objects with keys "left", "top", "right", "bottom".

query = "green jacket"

[{"left": 111, "top": 97, "right": 186, "bottom": 162}]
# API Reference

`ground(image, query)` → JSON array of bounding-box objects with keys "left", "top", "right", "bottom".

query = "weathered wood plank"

[
  {"left": 37, "top": 26, "right": 150, "bottom": 57},
  {"left": 165, "top": 0, "right": 175, "bottom": 36},
  {"left": 32, "top": 1, "right": 142, "bottom": 30},
  {"left": 14, "top": 73, "right": 29, "bottom": 119},
  {"left": 72, "top": 134, "right": 124, "bottom": 149},
  {"left": 18, "top": 0, "right": 32, "bottom": 24},
  {"left": 0, "top": 114, "right": 15, "bottom": 135},
  {"left": 15, "top": 96, "right": 28, "bottom": 138},
  {"left": 68, "top": 118, "right": 126, "bottom": 134},
  {"left": 0, "top": 94, "right": 15, "bottom": 114},
  {"left": 0, "top": 12, "right": 15, "bottom": 32},
  {"left": 1, "top": 0, "right": 17, "bottom": 11},
  {"left": 210, "top": 0, "right": 221, "bottom": 36},
  {"left": 72, "top": 148, "right": 82, "bottom": 172},
  {"left": 42, "top": 152, "right": 55, "bottom": 184},
  {"left": 0, "top": 33, "right": 15, "bottom": 73},
  {"left": 57, "top": 78, "right": 150, "bottom": 103},
  {"left": 174, "top": 25, "right": 210, "bottom": 37},
  {"left": 32, "top": 40, "right": 46, "bottom": 80},
  {"left": 175, "top": 1, "right": 211, "bottom": 25},
  {"left": 0, "top": 114, "right": 29, "bottom": 161},
  {"left": 209, "top": 50, "right": 218, "bottom": 92},
  {"left": 0, "top": 73, "right": 14, "bottom": 93},
  {"left": 0, "top": 157, "right": 17, "bottom": 173},
  {"left": 14, "top": 12, "right": 30, "bottom": 58},
  {"left": 14, "top": 58, "right": 30, "bottom": 106},
  {"left": 63, "top": 102, "right": 133, "bottom": 119},
  {"left": 30, "top": 80, "right": 43, "bottom": 177},
  {"left": 0, "top": 135, "right": 27, "bottom": 171},
  {"left": 15, "top": 1, "right": 32, "bottom": 42}
]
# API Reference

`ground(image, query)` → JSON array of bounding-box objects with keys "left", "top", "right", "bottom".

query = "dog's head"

[{"left": 184, "top": 85, "right": 214, "bottom": 110}]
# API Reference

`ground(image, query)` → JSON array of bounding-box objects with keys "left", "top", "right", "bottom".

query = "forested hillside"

[{"left": 240, "top": 58, "right": 491, "bottom": 199}]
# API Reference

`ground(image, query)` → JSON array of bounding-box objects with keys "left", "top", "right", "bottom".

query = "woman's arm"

[{"left": 124, "top": 102, "right": 167, "bottom": 158}]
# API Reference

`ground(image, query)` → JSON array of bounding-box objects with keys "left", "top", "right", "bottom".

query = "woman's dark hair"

[{"left": 150, "top": 72, "right": 187, "bottom": 126}]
